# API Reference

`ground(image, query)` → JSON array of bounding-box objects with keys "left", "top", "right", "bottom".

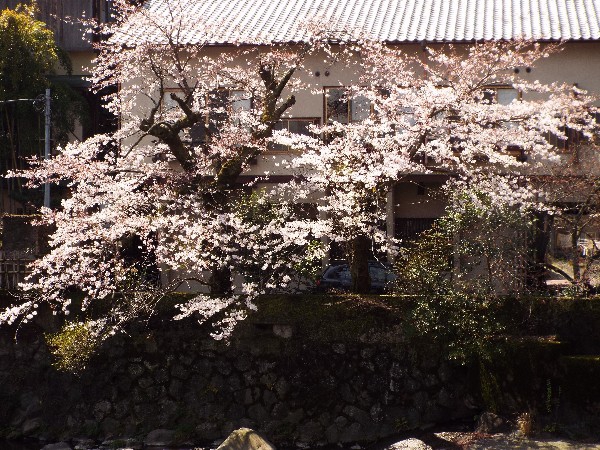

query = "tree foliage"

[
  {"left": 394, "top": 191, "right": 531, "bottom": 362},
  {"left": 0, "top": 3, "right": 87, "bottom": 209},
  {"left": 288, "top": 40, "right": 599, "bottom": 293},
  {"left": 0, "top": 3, "right": 68, "bottom": 99},
  {"left": 0, "top": 0, "right": 599, "bottom": 358}
]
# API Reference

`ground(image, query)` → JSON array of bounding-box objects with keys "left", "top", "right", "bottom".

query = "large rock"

[
  {"left": 476, "top": 412, "right": 506, "bottom": 434},
  {"left": 22, "top": 417, "right": 43, "bottom": 435},
  {"left": 384, "top": 438, "right": 432, "bottom": 450},
  {"left": 144, "top": 428, "right": 176, "bottom": 446},
  {"left": 73, "top": 438, "right": 96, "bottom": 450},
  {"left": 217, "top": 428, "right": 276, "bottom": 450},
  {"left": 41, "top": 443, "right": 72, "bottom": 450}
]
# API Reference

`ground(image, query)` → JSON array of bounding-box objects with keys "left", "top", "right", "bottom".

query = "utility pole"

[{"left": 44, "top": 89, "right": 51, "bottom": 208}]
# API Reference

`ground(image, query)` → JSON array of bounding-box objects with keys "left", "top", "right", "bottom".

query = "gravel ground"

[{"left": 431, "top": 432, "right": 600, "bottom": 450}]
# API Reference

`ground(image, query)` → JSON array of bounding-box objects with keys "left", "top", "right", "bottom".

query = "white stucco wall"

[{"left": 101, "top": 41, "right": 600, "bottom": 225}]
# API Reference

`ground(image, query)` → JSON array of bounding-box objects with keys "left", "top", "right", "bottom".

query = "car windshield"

[{"left": 339, "top": 267, "right": 351, "bottom": 281}]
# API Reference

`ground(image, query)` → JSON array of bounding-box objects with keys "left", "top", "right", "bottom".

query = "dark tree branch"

[{"left": 540, "top": 262, "right": 574, "bottom": 283}]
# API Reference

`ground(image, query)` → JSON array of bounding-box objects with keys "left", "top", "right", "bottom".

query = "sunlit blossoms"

[
  {"left": 1, "top": 0, "right": 598, "bottom": 343},
  {"left": 285, "top": 40, "right": 598, "bottom": 292}
]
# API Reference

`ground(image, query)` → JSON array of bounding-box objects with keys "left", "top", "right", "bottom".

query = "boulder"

[
  {"left": 217, "top": 427, "right": 276, "bottom": 450},
  {"left": 22, "top": 417, "right": 43, "bottom": 435},
  {"left": 476, "top": 412, "right": 506, "bottom": 434},
  {"left": 384, "top": 438, "right": 432, "bottom": 450},
  {"left": 73, "top": 438, "right": 96, "bottom": 450},
  {"left": 41, "top": 443, "right": 72, "bottom": 450},
  {"left": 144, "top": 428, "right": 176, "bottom": 446}
]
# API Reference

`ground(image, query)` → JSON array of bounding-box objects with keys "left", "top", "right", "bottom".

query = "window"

[
  {"left": 102, "top": 1, "right": 146, "bottom": 22},
  {"left": 162, "top": 88, "right": 250, "bottom": 113},
  {"left": 395, "top": 218, "right": 436, "bottom": 242},
  {"left": 482, "top": 86, "right": 519, "bottom": 105},
  {"left": 161, "top": 88, "right": 182, "bottom": 113},
  {"left": 481, "top": 86, "right": 519, "bottom": 130},
  {"left": 268, "top": 118, "right": 320, "bottom": 152},
  {"left": 104, "top": 0, "right": 116, "bottom": 22},
  {"left": 205, "top": 89, "right": 251, "bottom": 133},
  {"left": 328, "top": 265, "right": 352, "bottom": 282},
  {"left": 546, "top": 126, "right": 583, "bottom": 153},
  {"left": 229, "top": 90, "right": 252, "bottom": 114},
  {"left": 92, "top": 0, "right": 117, "bottom": 23},
  {"left": 481, "top": 86, "right": 528, "bottom": 159},
  {"left": 160, "top": 88, "right": 207, "bottom": 146},
  {"left": 482, "top": 86, "right": 586, "bottom": 156},
  {"left": 324, "top": 87, "right": 371, "bottom": 124}
]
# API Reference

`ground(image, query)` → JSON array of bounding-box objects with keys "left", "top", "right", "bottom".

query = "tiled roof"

[{"left": 117, "top": 0, "right": 600, "bottom": 45}]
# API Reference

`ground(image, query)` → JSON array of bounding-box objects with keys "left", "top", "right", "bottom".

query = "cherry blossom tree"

[
  {"left": 0, "top": 0, "right": 331, "bottom": 347},
  {"left": 286, "top": 40, "right": 599, "bottom": 293},
  {"left": 0, "top": 0, "right": 598, "bottom": 360}
]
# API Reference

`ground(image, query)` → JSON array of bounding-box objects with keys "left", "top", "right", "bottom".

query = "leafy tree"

[
  {"left": 0, "top": 2, "right": 86, "bottom": 210},
  {"left": 394, "top": 190, "right": 531, "bottom": 362},
  {"left": 0, "top": 3, "right": 65, "bottom": 99}
]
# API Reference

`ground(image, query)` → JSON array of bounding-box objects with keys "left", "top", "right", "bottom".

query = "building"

[
  {"left": 4, "top": 0, "right": 600, "bottom": 291},
  {"left": 121, "top": 0, "right": 600, "bottom": 257}
]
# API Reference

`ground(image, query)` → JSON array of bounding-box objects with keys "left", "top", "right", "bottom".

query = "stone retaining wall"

[{"left": 0, "top": 314, "right": 473, "bottom": 446}]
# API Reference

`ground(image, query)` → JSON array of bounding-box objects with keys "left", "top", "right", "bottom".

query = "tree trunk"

[
  {"left": 197, "top": 186, "right": 236, "bottom": 296},
  {"left": 527, "top": 212, "right": 552, "bottom": 291},
  {"left": 210, "top": 266, "right": 233, "bottom": 296},
  {"left": 199, "top": 189, "right": 235, "bottom": 296},
  {"left": 569, "top": 225, "right": 595, "bottom": 293},
  {"left": 350, "top": 234, "right": 371, "bottom": 294}
]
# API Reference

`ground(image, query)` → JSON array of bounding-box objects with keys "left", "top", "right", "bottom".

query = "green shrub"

[
  {"left": 394, "top": 192, "right": 531, "bottom": 363},
  {"left": 46, "top": 321, "right": 101, "bottom": 372}
]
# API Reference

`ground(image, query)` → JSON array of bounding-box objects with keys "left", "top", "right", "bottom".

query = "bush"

[
  {"left": 46, "top": 321, "right": 101, "bottom": 372},
  {"left": 394, "top": 192, "right": 531, "bottom": 363}
]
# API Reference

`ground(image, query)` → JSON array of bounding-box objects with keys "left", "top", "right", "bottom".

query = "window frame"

[
  {"left": 481, "top": 85, "right": 526, "bottom": 159},
  {"left": 160, "top": 87, "right": 183, "bottom": 114},
  {"left": 267, "top": 117, "right": 321, "bottom": 154},
  {"left": 481, "top": 85, "right": 521, "bottom": 105},
  {"left": 481, "top": 85, "right": 582, "bottom": 158},
  {"left": 546, "top": 125, "right": 583, "bottom": 154},
  {"left": 323, "top": 86, "right": 373, "bottom": 125}
]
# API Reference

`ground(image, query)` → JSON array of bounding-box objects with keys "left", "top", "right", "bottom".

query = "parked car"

[{"left": 315, "top": 261, "right": 396, "bottom": 293}]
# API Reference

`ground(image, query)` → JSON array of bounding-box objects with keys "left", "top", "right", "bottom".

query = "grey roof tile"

[{"left": 117, "top": 0, "right": 600, "bottom": 45}]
